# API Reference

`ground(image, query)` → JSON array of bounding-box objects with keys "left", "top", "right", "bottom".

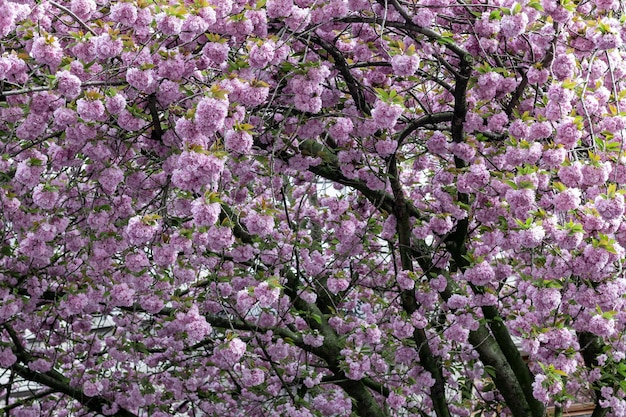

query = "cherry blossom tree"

[{"left": 1, "top": 0, "right": 626, "bottom": 416}]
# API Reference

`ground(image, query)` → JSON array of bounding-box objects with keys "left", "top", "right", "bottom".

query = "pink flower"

[
  {"left": 595, "top": 0, "right": 617, "bottom": 11},
  {"left": 191, "top": 199, "right": 221, "bottom": 226},
  {"left": 32, "top": 184, "right": 59, "bottom": 209},
  {"left": 241, "top": 367, "right": 265, "bottom": 387},
  {"left": 555, "top": 121, "right": 582, "bottom": 149},
  {"left": 0, "top": 348, "right": 16, "bottom": 368},
  {"left": 327, "top": 278, "right": 349, "bottom": 294},
  {"left": 224, "top": 129, "right": 253, "bottom": 154},
  {"left": 426, "top": 132, "right": 449, "bottom": 155},
  {"left": 267, "top": 0, "right": 294, "bottom": 18},
  {"left": 254, "top": 281, "right": 280, "bottom": 308},
  {"left": 553, "top": 188, "right": 581, "bottom": 211},
  {"left": 387, "top": 391, "right": 406, "bottom": 410},
  {"left": 552, "top": 53, "right": 576, "bottom": 80},
  {"left": 451, "top": 142, "right": 476, "bottom": 162},
  {"left": 595, "top": 194, "right": 625, "bottom": 220},
  {"left": 589, "top": 315, "right": 615, "bottom": 337},
  {"left": 396, "top": 270, "right": 414, "bottom": 290},
  {"left": 391, "top": 54, "right": 419, "bottom": 77},
  {"left": 93, "top": 34, "right": 123, "bottom": 60},
  {"left": 171, "top": 151, "right": 224, "bottom": 191},
  {"left": 124, "top": 215, "right": 159, "bottom": 245},
  {"left": 487, "top": 112, "right": 508, "bottom": 133},
  {"left": 236, "top": 290, "right": 256, "bottom": 313},
  {"left": 98, "top": 166, "right": 124, "bottom": 194},
  {"left": 464, "top": 261, "right": 495, "bottom": 286},
  {"left": 195, "top": 97, "right": 229, "bottom": 135},
  {"left": 243, "top": 213, "right": 274, "bottom": 237},
  {"left": 500, "top": 13, "right": 529, "bottom": 38},
  {"left": 79, "top": 381, "right": 103, "bottom": 401},
  {"left": 303, "top": 333, "right": 325, "bottom": 347},
  {"left": 222, "top": 338, "right": 246, "bottom": 363},
  {"left": 371, "top": 100, "right": 403, "bottom": 129},
  {"left": 558, "top": 163, "right": 583, "bottom": 188},
  {"left": 76, "top": 98, "right": 105, "bottom": 122},
  {"left": 125, "top": 251, "right": 150, "bottom": 273},
  {"left": 106, "top": 94, "right": 127, "bottom": 115},
  {"left": 110, "top": 2, "right": 138, "bottom": 25},
  {"left": 375, "top": 139, "right": 398, "bottom": 156},
  {"left": 126, "top": 68, "right": 155, "bottom": 92},
  {"left": 177, "top": 305, "right": 212, "bottom": 342},
  {"left": 56, "top": 70, "right": 82, "bottom": 99},
  {"left": 476, "top": 72, "right": 503, "bottom": 100},
  {"left": 328, "top": 117, "right": 354, "bottom": 143},
  {"left": 528, "top": 121, "right": 552, "bottom": 141},
  {"left": 30, "top": 36, "right": 63, "bottom": 67},
  {"left": 249, "top": 41, "right": 275, "bottom": 68},
  {"left": 156, "top": 13, "right": 184, "bottom": 35},
  {"left": 202, "top": 42, "right": 230, "bottom": 65},
  {"left": 111, "top": 283, "right": 135, "bottom": 307}
]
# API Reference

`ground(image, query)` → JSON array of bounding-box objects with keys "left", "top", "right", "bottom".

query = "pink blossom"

[
  {"left": 267, "top": 0, "right": 294, "bottom": 18},
  {"left": 241, "top": 367, "right": 265, "bottom": 387},
  {"left": 328, "top": 117, "right": 354, "bottom": 143},
  {"left": 76, "top": 98, "right": 105, "bottom": 122},
  {"left": 595, "top": 0, "right": 617, "bottom": 11},
  {"left": 124, "top": 215, "right": 159, "bottom": 245},
  {"left": 236, "top": 290, "right": 256, "bottom": 313},
  {"left": 110, "top": 2, "right": 138, "bottom": 26},
  {"left": 177, "top": 305, "right": 212, "bottom": 342},
  {"left": 254, "top": 281, "right": 280, "bottom": 307},
  {"left": 476, "top": 72, "right": 503, "bottom": 100},
  {"left": 0, "top": 348, "right": 16, "bottom": 368},
  {"left": 303, "top": 333, "right": 325, "bottom": 347},
  {"left": 156, "top": 13, "right": 184, "bottom": 35},
  {"left": 222, "top": 338, "right": 246, "bottom": 364},
  {"left": 126, "top": 68, "right": 155, "bottom": 92},
  {"left": 391, "top": 54, "right": 419, "bottom": 77},
  {"left": 93, "top": 34, "right": 123, "bottom": 60},
  {"left": 487, "top": 112, "right": 508, "bottom": 132},
  {"left": 98, "top": 166, "right": 124, "bottom": 194},
  {"left": 451, "top": 142, "right": 476, "bottom": 162},
  {"left": 32, "top": 184, "right": 59, "bottom": 209},
  {"left": 396, "top": 270, "right": 414, "bottom": 290},
  {"left": 528, "top": 121, "right": 552, "bottom": 141},
  {"left": 249, "top": 41, "right": 275, "bottom": 68},
  {"left": 243, "top": 213, "right": 274, "bottom": 237},
  {"left": 202, "top": 42, "right": 230, "bottom": 65},
  {"left": 111, "top": 283, "right": 135, "bottom": 307},
  {"left": 327, "top": 277, "right": 349, "bottom": 294},
  {"left": 371, "top": 100, "right": 403, "bottom": 129},
  {"left": 553, "top": 188, "right": 581, "bottom": 211},
  {"left": 387, "top": 391, "right": 406, "bottom": 409},
  {"left": 191, "top": 199, "right": 221, "bottom": 226},
  {"left": 500, "top": 13, "right": 529, "bottom": 38},
  {"left": 83, "top": 380, "right": 103, "bottom": 397},
  {"left": 224, "top": 129, "right": 253, "bottom": 154},
  {"left": 56, "top": 70, "right": 81, "bottom": 99},
  {"left": 555, "top": 121, "right": 582, "bottom": 149},
  {"left": 581, "top": 163, "right": 610, "bottom": 187},
  {"left": 589, "top": 315, "right": 615, "bottom": 337},
  {"left": 464, "top": 261, "right": 495, "bottom": 286},
  {"left": 429, "top": 216, "right": 454, "bottom": 235},
  {"left": 374, "top": 139, "right": 398, "bottom": 156},
  {"left": 426, "top": 132, "right": 449, "bottom": 155},
  {"left": 595, "top": 194, "right": 625, "bottom": 220},
  {"left": 552, "top": 53, "right": 576, "bottom": 80},
  {"left": 195, "top": 97, "right": 229, "bottom": 135},
  {"left": 30, "top": 36, "right": 63, "bottom": 67}
]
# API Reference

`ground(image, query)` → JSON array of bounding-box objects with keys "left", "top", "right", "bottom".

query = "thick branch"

[
  {"left": 389, "top": 155, "right": 451, "bottom": 417},
  {"left": 308, "top": 36, "right": 371, "bottom": 116}
]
